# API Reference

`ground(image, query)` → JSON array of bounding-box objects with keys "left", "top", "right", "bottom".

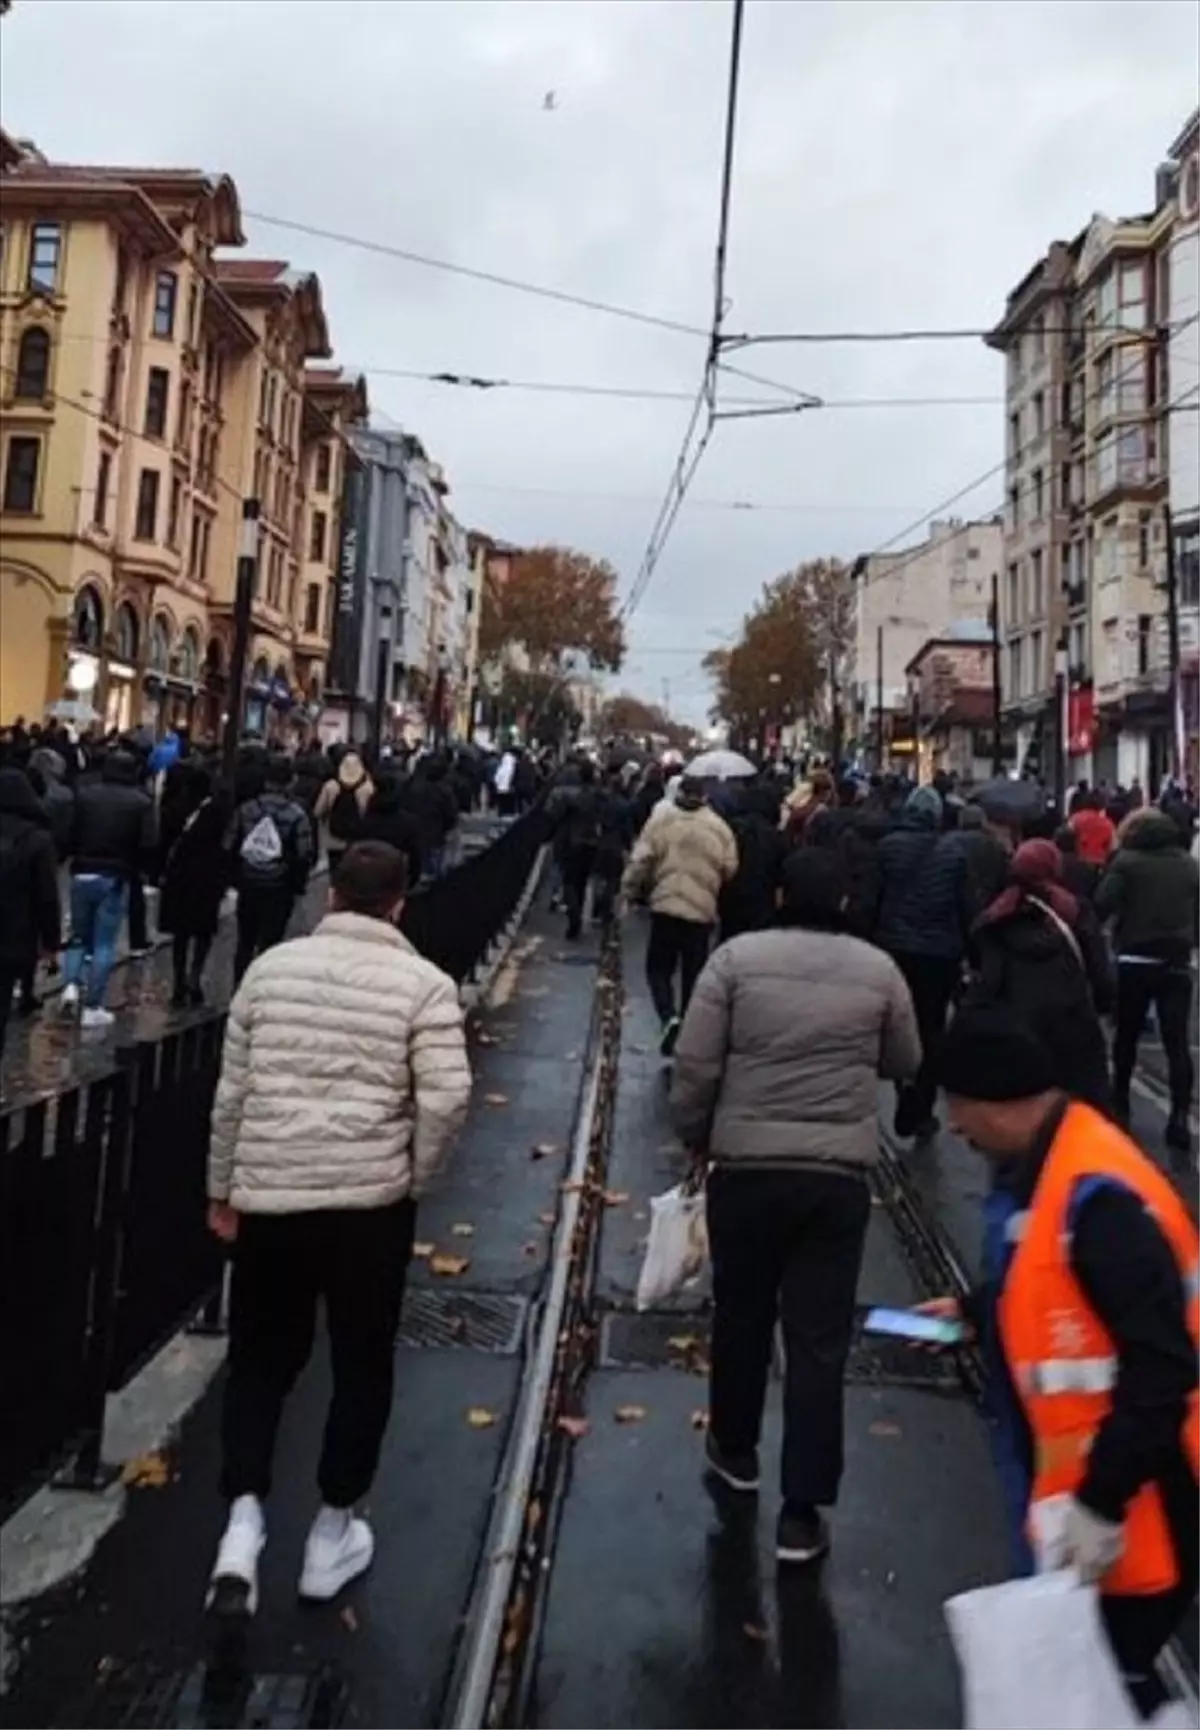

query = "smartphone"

[{"left": 862, "top": 1305, "right": 964, "bottom": 1346}]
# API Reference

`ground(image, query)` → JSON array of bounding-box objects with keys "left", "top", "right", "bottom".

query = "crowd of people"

[{"left": 0, "top": 718, "right": 534, "bottom": 1067}]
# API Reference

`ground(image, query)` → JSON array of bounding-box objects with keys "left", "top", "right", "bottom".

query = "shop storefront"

[{"left": 104, "top": 601, "right": 140, "bottom": 734}]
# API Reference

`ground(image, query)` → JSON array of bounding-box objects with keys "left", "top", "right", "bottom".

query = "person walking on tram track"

[
  {"left": 933, "top": 1003, "right": 1199, "bottom": 1719},
  {"left": 1094, "top": 807, "right": 1198, "bottom": 1155},
  {"left": 205, "top": 841, "right": 471, "bottom": 1619},
  {"left": 226, "top": 756, "right": 314, "bottom": 986},
  {"left": 621, "top": 773, "right": 738, "bottom": 1056},
  {"left": 670, "top": 849, "right": 921, "bottom": 1565}
]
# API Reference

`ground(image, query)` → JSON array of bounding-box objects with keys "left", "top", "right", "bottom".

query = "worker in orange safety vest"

[{"left": 932, "top": 1002, "right": 1198, "bottom": 1720}]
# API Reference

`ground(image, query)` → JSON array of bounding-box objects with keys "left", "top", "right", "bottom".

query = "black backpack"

[{"left": 329, "top": 782, "right": 363, "bottom": 843}]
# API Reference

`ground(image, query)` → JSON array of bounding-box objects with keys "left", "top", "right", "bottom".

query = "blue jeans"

[{"left": 64, "top": 874, "right": 127, "bottom": 1008}]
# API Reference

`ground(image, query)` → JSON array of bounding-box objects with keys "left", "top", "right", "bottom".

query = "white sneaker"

[
  {"left": 80, "top": 1006, "right": 115, "bottom": 1030},
  {"left": 60, "top": 983, "right": 80, "bottom": 1013},
  {"left": 298, "top": 1507, "right": 374, "bottom": 1601},
  {"left": 207, "top": 1495, "right": 265, "bottom": 1618}
]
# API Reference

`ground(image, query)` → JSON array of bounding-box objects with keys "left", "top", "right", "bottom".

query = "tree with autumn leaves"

[
  {"left": 599, "top": 693, "right": 693, "bottom": 752},
  {"left": 479, "top": 545, "right": 626, "bottom": 677},
  {"left": 704, "top": 558, "right": 852, "bottom": 736}
]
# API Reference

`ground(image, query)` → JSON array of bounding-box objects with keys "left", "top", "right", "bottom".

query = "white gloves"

[{"left": 1062, "top": 1497, "right": 1125, "bottom": 1585}]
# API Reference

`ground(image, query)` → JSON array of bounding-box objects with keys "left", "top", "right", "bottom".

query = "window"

[
  {"left": 324, "top": 581, "right": 335, "bottom": 637},
  {"left": 1094, "top": 431, "right": 1117, "bottom": 496},
  {"left": 287, "top": 568, "right": 297, "bottom": 621},
  {"left": 1069, "top": 618, "right": 1088, "bottom": 672},
  {"left": 14, "top": 326, "right": 50, "bottom": 399},
  {"left": 1097, "top": 271, "right": 1117, "bottom": 327},
  {"left": 1118, "top": 259, "right": 1146, "bottom": 330},
  {"left": 167, "top": 476, "right": 182, "bottom": 548},
  {"left": 1008, "top": 410, "right": 1020, "bottom": 457},
  {"left": 134, "top": 468, "right": 160, "bottom": 540},
  {"left": 73, "top": 585, "right": 104, "bottom": 649},
  {"left": 304, "top": 582, "right": 321, "bottom": 633},
  {"left": 1117, "top": 354, "right": 1146, "bottom": 414},
  {"left": 267, "top": 544, "right": 283, "bottom": 608},
  {"left": 114, "top": 603, "right": 138, "bottom": 665},
  {"left": 1006, "top": 562, "right": 1019, "bottom": 625},
  {"left": 258, "top": 368, "right": 270, "bottom": 426},
  {"left": 189, "top": 512, "right": 202, "bottom": 580},
  {"left": 1008, "top": 484, "right": 1021, "bottom": 530},
  {"left": 179, "top": 627, "right": 201, "bottom": 681},
  {"left": 1032, "top": 313, "right": 1045, "bottom": 359},
  {"left": 1033, "top": 392, "right": 1045, "bottom": 436},
  {"left": 1117, "top": 425, "right": 1146, "bottom": 485},
  {"left": 103, "top": 347, "right": 122, "bottom": 421},
  {"left": 1030, "top": 548, "right": 1044, "bottom": 617},
  {"left": 1138, "top": 510, "right": 1152, "bottom": 569},
  {"left": 309, "top": 509, "right": 327, "bottom": 563},
  {"left": 186, "top": 281, "right": 199, "bottom": 346},
  {"left": 148, "top": 615, "right": 171, "bottom": 673},
  {"left": 315, "top": 442, "right": 332, "bottom": 492},
  {"left": 3, "top": 436, "right": 41, "bottom": 512},
  {"left": 112, "top": 247, "right": 129, "bottom": 316},
  {"left": 1032, "top": 468, "right": 1045, "bottom": 519},
  {"left": 144, "top": 366, "right": 170, "bottom": 438},
  {"left": 1060, "top": 461, "right": 1072, "bottom": 510},
  {"left": 1096, "top": 350, "right": 1115, "bottom": 418},
  {"left": 93, "top": 450, "right": 111, "bottom": 529},
  {"left": 1007, "top": 637, "right": 1023, "bottom": 701},
  {"left": 197, "top": 516, "right": 211, "bottom": 584},
  {"left": 27, "top": 223, "right": 62, "bottom": 294},
  {"left": 1029, "top": 628, "right": 1044, "bottom": 693},
  {"left": 1179, "top": 527, "right": 1200, "bottom": 610},
  {"left": 152, "top": 271, "right": 177, "bottom": 339},
  {"left": 1137, "top": 614, "right": 1152, "bottom": 677}
]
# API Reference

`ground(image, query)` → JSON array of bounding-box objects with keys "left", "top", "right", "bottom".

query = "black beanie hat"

[{"left": 936, "top": 1003, "right": 1058, "bottom": 1101}]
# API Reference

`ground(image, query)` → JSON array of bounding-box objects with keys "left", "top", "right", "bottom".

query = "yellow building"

[
  {"left": 0, "top": 134, "right": 249, "bottom": 732},
  {"left": 0, "top": 134, "right": 360, "bottom": 742}
]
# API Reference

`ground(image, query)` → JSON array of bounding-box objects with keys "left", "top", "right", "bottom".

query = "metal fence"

[{"left": 0, "top": 808, "right": 546, "bottom": 1517}]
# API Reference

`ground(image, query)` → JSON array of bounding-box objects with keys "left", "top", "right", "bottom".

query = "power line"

[{"left": 621, "top": 0, "right": 746, "bottom": 625}]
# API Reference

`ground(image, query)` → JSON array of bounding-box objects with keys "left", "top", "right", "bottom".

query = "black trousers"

[
  {"left": 0, "top": 963, "right": 15, "bottom": 1064},
  {"left": 127, "top": 869, "right": 148, "bottom": 951},
  {"left": 646, "top": 912, "right": 712, "bottom": 1026},
  {"left": 892, "top": 953, "right": 959, "bottom": 1128},
  {"left": 233, "top": 885, "right": 294, "bottom": 985},
  {"left": 706, "top": 1166, "right": 870, "bottom": 1509},
  {"left": 171, "top": 933, "right": 213, "bottom": 993},
  {"left": 591, "top": 853, "right": 623, "bottom": 926},
  {"left": 560, "top": 845, "right": 596, "bottom": 939},
  {"left": 221, "top": 1200, "right": 416, "bottom": 1508},
  {"left": 1112, "top": 960, "right": 1195, "bottom": 1115}
]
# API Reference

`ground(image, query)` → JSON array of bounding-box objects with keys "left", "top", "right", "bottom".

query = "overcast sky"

[{"left": 5, "top": 0, "right": 1197, "bottom": 718}]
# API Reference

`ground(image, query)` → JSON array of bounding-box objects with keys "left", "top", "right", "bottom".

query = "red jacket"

[{"left": 1070, "top": 807, "right": 1116, "bottom": 866}]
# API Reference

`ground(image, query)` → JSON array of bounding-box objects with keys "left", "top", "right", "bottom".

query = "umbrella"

[
  {"left": 684, "top": 748, "right": 757, "bottom": 781},
  {"left": 45, "top": 697, "right": 100, "bottom": 726},
  {"left": 970, "top": 776, "right": 1046, "bottom": 826}
]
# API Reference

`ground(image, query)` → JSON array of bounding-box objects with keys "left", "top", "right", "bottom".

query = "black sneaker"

[
  {"left": 776, "top": 1505, "right": 830, "bottom": 1565},
  {"left": 704, "top": 1432, "right": 760, "bottom": 1492},
  {"left": 659, "top": 1016, "right": 682, "bottom": 1058},
  {"left": 1165, "top": 1111, "right": 1192, "bottom": 1155}
]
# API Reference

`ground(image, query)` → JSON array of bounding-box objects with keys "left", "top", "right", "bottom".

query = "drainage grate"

[
  {"left": 398, "top": 1288, "right": 528, "bottom": 1354},
  {"left": 66, "top": 1663, "right": 349, "bottom": 1728},
  {"left": 601, "top": 1307, "right": 963, "bottom": 1392}
]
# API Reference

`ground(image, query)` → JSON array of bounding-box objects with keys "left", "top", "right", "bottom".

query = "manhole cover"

[
  {"left": 65, "top": 1663, "right": 348, "bottom": 1728},
  {"left": 399, "top": 1288, "right": 527, "bottom": 1354},
  {"left": 601, "top": 1308, "right": 963, "bottom": 1392}
]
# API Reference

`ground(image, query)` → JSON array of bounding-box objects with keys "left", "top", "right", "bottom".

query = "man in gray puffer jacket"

[
  {"left": 671, "top": 849, "right": 920, "bottom": 1567},
  {"left": 205, "top": 840, "right": 470, "bottom": 1620}
]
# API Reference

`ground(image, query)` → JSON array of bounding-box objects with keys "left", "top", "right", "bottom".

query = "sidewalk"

[{"left": 0, "top": 892, "right": 603, "bottom": 1728}]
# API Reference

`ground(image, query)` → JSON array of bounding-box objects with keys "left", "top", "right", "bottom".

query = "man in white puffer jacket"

[{"left": 205, "top": 840, "right": 471, "bottom": 1619}]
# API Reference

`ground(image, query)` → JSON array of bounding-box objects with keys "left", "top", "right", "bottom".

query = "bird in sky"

[{"left": 543, "top": 90, "right": 558, "bottom": 111}]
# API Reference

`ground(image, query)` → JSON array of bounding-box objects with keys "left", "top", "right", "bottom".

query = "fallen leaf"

[
  {"left": 667, "top": 1334, "right": 700, "bottom": 1353},
  {"left": 412, "top": 1241, "right": 435, "bottom": 1259},
  {"left": 340, "top": 1605, "right": 359, "bottom": 1632},
  {"left": 430, "top": 1253, "right": 471, "bottom": 1277},
  {"left": 537, "top": 1211, "right": 556, "bottom": 1226},
  {"left": 483, "top": 1092, "right": 509, "bottom": 1107},
  {"left": 557, "top": 1414, "right": 590, "bottom": 1439},
  {"left": 614, "top": 1404, "right": 647, "bottom": 1424},
  {"left": 690, "top": 1409, "right": 710, "bottom": 1431},
  {"left": 602, "top": 1190, "right": 631, "bottom": 1207},
  {"left": 742, "top": 1621, "right": 769, "bottom": 1643},
  {"left": 466, "top": 1407, "right": 498, "bottom": 1429},
  {"left": 450, "top": 1222, "right": 475, "bottom": 1237},
  {"left": 530, "top": 1141, "right": 559, "bottom": 1161},
  {"left": 869, "top": 1420, "right": 902, "bottom": 1438},
  {"left": 121, "top": 1451, "right": 169, "bottom": 1489}
]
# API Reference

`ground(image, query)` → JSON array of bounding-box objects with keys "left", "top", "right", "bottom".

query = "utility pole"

[
  {"left": 874, "top": 623, "right": 884, "bottom": 772},
  {"left": 370, "top": 632, "right": 390, "bottom": 760},
  {"left": 1053, "top": 633, "right": 1068, "bottom": 813},
  {"left": 1163, "top": 501, "right": 1184, "bottom": 784},
  {"left": 221, "top": 497, "right": 259, "bottom": 780},
  {"left": 989, "top": 569, "right": 1004, "bottom": 775}
]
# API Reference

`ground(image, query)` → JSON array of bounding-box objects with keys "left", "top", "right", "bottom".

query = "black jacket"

[
  {"left": 28, "top": 749, "right": 75, "bottom": 859},
  {"left": 0, "top": 769, "right": 61, "bottom": 967},
  {"left": 875, "top": 816, "right": 1008, "bottom": 962},
  {"left": 406, "top": 774, "right": 460, "bottom": 862},
  {"left": 70, "top": 753, "right": 156, "bottom": 881},
  {"left": 359, "top": 789, "right": 424, "bottom": 890},
  {"left": 227, "top": 791, "right": 314, "bottom": 893},
  {"left": 719, "top": 809, "right": 785, "bottom": 937},
  {"left": 965, "top": 895, "right": 1113, "bottom": 1107},
  {"left": 1095, "top": 811, "right": 1200, "bottom": 967},
  {"left": 158, "top": 797, "right": 231, "bottom": 939}
]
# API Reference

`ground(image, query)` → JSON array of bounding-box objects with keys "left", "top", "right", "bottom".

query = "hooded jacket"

[
  {"left": 29, "top": 747, "right": 74, "bottom": 858},
  {"left": 358, "top": 780, "right": 424, "bottom": 889},
  {"left": 208, "top": 912, "right": 472, "bottom": 1211},
  {"left": 1095, "top": 810, "right": 1199, "bottom": 966},
  {"left": 69, "top": 752, "right": 156, "bottom": 881},
  {"left": 0, "top": 769, "right": 61, "bottom": 967},
  {"left": 871, "top": 787, "right": 951, "bottom": 957},
  {"left": 621, "top": 794, "right": 738, "bottom": 925}
]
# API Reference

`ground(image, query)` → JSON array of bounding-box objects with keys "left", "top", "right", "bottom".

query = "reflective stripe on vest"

[{"left": 998, "top": 1100, "right": 1200, "bottom": 1598}]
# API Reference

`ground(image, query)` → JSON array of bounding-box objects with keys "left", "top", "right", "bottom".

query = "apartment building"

[
  {"left": 844, "top": 516, "right": 1000, "bottom": 766},
  {"left": 905, "top": 624, "right": 998, "bottom": 782},
  {"left": 297, "top": 364, "right": 368, "bottom": 719},
  {"left": 1165, "top": 110, "right": 1199, "bottom": 781},
  {"left": 0, "top": 136, "right": 248, "bottom": 730},
  {"left": 458, "top": 533, "right": 487, "bottom": 739}
]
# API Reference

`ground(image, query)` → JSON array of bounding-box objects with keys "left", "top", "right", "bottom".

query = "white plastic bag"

[
  {"left": 635, "top": 1181, "right": 708, "bottom": 1311},
  {"left": 945, "top": 1569, "right": 1159, "bottom": 1730}
]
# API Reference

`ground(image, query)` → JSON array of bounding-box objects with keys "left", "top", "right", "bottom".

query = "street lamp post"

[
  {"left": 1053, "top": 635, "right": 1069, "bottom": 812},
  {"left": 221, "top": 497, "right": 260, "bottom": 781}
]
